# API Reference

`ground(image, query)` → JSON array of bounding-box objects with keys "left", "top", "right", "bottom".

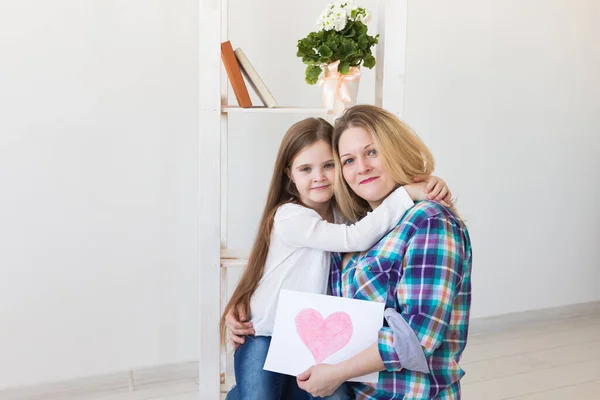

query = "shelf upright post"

[{"left": 199, "top": 0, "right": 223, "bottom": 397}]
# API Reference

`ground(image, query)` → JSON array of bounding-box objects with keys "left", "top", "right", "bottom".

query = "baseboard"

[
  {"left": 0, "top": 361, "right": 198, "bottom": 400},
  {"left": 469, "top": 300, "right": 600, "bottom": 336}
]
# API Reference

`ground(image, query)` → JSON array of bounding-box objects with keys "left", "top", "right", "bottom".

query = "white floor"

[{"left": 76, "top": 309, "right": 600, "bottom": 400}]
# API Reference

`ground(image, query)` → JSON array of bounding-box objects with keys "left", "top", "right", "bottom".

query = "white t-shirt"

[{"left": 249, "top": 186, "right": 415, "bottom": 336}]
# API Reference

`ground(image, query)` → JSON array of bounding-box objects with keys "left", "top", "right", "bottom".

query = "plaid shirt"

[{"left": 330, "top": 201, "right": 472, "bottom": 399}]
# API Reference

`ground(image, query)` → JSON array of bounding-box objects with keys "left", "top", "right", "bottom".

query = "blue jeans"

[
  {"left": 225, "top": 336, "right": 353, "bottom": 400},
  {"left": 226, "top": 336, "right": 307, "bottom": 400}
]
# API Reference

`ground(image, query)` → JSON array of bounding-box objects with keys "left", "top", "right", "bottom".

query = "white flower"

[
  {"left": 358, "top": 9, "right": 371, "bottom": 23},
  {"left": 329, "top": 5, "right": 348, "bottom": 31},
  {"left": 330, "top": 5, "right": 347, "bottom": 21},
  {"left": 316, "top": 0, "right": 370, "bottom": 31},
  {"left": 322, "top": 18, "right": 335, "bottom": 31}
]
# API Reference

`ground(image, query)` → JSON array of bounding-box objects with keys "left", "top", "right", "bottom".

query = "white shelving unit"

[
  {"left": 199, "top": 1, "right": 408, "bottom": 398},
  {"left": 222, "top": 106, "right": 327, "bottom": 114}
]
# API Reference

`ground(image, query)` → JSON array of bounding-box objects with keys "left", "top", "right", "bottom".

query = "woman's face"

[{"left": 338, "top": 126, "right": 396, "bottom": 209}]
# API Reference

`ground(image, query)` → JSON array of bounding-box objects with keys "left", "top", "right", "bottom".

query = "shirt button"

[{"left": 367, "top": 265, "right": 372, "bottom": 271}]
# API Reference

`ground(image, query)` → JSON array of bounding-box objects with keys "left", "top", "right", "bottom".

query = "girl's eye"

[
  {"left": 301, "top": 167, "right": 311, "bottom": 173},
  {"left": 343, "top": 158, "right": 354, "bottom": 165},
  {"left": 367, "top": 149, "right": 377, "bottom": 156},
  {"left": 324, "top": 163, "right": 335, "bottom": 169}
]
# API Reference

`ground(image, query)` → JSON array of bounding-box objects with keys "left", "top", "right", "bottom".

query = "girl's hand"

[
  {"left": 407, "top": 175, "right": 453, "bottom": 207},
  {"left": 225, "top": 305, "right": 255, "bottom": 349},
  {"left": 297, "top": 364, "right": 344, "bottom": 398}
]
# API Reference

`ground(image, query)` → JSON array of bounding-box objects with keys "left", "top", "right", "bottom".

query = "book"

[
  {"left": 234, "top": 48, "right": 277, "bottom": 108},
  {"left": 221, "top": 41, "right": 252, "bottom": 108}
]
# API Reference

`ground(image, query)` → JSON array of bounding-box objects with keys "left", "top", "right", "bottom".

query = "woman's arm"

[
  {"left": 297, "top": 343, "right": 384, "bottom": 398},
  {"left": 396, "top": 215, "right": 464, "bottom": 358},
  {"left": 298, "top": 212, "right": 465, "bottom": 395}
]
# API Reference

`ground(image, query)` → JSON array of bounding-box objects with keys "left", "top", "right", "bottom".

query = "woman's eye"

[
  {"left": 343, "top": 158, "right": 354, "bottom": 165},
  {"left": 367, "top": 149, "right": 377, "bottom": 156},
  {"left": 324, "top": 163, "right": 335, "bottom": 169}
]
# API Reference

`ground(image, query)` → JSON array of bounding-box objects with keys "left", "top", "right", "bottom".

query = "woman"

[
  {"left": 227, "top": 105, "right": 471, "bottom": 399},
  {"left": 296, "top": 105, "right": 472, "bottom": 399}
]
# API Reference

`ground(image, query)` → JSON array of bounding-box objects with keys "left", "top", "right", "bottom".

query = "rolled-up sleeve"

[{"left": 378, "top": 326, "right": 402, "bottom": 371}]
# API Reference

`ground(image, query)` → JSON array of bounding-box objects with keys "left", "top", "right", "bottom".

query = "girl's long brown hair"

[{"left": 220, "top": 117, "right": 333, "bottom": 345}]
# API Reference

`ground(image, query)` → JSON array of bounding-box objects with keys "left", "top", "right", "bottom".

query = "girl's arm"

[
  {"left": 277, "top": 176, "right": 451, "bottom": 252},
  {"left": 276, "top": 186, "right": 414, "bottom": 252}
]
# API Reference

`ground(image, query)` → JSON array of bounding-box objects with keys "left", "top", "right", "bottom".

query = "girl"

[{"left": 222, "top": 117, "right": 452, "bottom": 400}]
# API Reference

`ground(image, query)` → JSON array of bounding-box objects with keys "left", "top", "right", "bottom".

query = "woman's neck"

[
  {"left": 367, "top": 186, "right": 397, "bottom": 210},
  {"left": 367, "top": 200, "right": 382, "bottom": 210}
]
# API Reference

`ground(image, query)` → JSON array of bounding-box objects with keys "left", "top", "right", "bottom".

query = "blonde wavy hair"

[{"left": 332, "top": 105, "right": 457, "bottom": 222}]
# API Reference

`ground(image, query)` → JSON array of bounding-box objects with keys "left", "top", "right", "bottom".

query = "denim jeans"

[
  {"left": 225, "top": 336, "right": 353, "bottom": 400},
  {"left": 225, "top": 336, "right": 307, "bottom": 400}
]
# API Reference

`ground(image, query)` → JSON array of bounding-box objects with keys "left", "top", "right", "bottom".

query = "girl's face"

[
  {"left": 338, "top": 126, "right": 396, "bottom": 209},
  {"left": 288, "top": 140, "right": 336, "bottom": 210}
]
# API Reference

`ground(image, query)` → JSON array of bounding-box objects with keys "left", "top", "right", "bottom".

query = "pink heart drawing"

[{"left": 295, "top": 308, "right": 353, "bottom": 364}]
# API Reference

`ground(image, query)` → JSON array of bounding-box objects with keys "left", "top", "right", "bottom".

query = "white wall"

[
  {"left": 403, "top": 0, "right": 600, "bottom": 317},
  {"left": 224, "top": 0, "right": 600, "bottom": 318},
  {"left": 1, "top": 0, "right": 599, "bottom": 389},
  {"left": 0, "top": 1, "right": 198, "bottom": 389}
]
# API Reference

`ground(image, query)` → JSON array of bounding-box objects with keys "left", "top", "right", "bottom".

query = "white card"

[{"left": 264, "top": 289, "right": 384, "bottom": 383}]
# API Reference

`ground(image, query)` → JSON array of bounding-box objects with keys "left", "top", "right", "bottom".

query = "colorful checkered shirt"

[{"left": 330, "top": 201, "right": 472, "bottom": 399}]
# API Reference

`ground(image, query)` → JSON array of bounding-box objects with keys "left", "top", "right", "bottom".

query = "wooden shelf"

[
  {"left": 221, "top": 248, "right": 250, "bottom": 258},
  {"left": 220, "top": 248, "right": 249, "bottom": 268},
  {"left": 220, "top": 258, "right": 247, "bottom": 268},
  {"left": 222, "top": 105, "right": 325, "bottom": 114}
]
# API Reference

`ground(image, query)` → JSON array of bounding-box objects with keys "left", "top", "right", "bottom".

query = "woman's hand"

[
  {"left": 405, "top": 175, "right": 453, "bottom": 207},
  {"left": 297, "top": 364, "right": 345, "bottom": 398},
  {"left": 225, "top": 305, "right": 255, "bottom": 349}
]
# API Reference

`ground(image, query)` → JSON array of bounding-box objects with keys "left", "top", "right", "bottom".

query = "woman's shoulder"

[
  {"left": 363, "top": 201, "right": 460, "bottom": 260},
  {"left": 403, "top": 200, "right": 447, "bottom": 221}
]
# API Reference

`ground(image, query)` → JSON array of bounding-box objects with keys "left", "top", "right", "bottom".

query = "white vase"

[{"left": 319, "top": 61, "right": 361, "bottom": 117}]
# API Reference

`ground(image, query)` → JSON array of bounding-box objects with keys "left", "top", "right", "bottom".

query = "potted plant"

[{"left": 297, "top": 0, "right": 378, "bottom": 115}]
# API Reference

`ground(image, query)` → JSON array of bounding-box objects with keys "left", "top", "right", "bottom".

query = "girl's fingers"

[
  {"left": 425, "top": 178, "right": 438, "bottom": 193},
  {"left": 229, "top": 331, "right": 246, "bottom": 345},
  {"left": 428, "top": 181, "right": 443, "bottom": 199},
  {"left": 232, "top": 328, "right": 255, "bottom": 336},
  {"left": 435, "top": 186, "right": 449, "bottom": 201}
]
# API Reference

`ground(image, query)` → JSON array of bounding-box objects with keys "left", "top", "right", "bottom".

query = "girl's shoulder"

[{"left": 274, "top": 202, "right": 319, "bottom": 222}]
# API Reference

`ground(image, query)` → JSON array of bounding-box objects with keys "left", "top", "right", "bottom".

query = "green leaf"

[
  {"left": 363, "top": 54, "right": 376, "bottom": 69},
  {"left": 355, "top": 21, "right": 368, "bottom": 35},
  {"left": 344, "top": 28, "right": 355, "bottom": 38},
  {"left": 318, "top": 45, "right": 333, "bottom": 58},
  {"left": 358, "top": 34, "right": 368, "bottom": 50},
  {"left": 339, "top": 62, "right": 350, "bottom": 75},
  {"left": 305, "top": 65, "right": 322, "bottom": 85},
  {"left": 341, "top": 41, "right": 355, "bottom": 56},
  {"left": 302, "top": 54, "right": 317, "bottom": 64}
]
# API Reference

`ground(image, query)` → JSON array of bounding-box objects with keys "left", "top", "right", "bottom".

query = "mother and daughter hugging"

[{"left": 220, "top": 105, "right": 472, "bottom": 400}]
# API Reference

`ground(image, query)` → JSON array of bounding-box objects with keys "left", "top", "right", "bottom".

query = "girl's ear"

[{"left": 285, "top": 168, "right": 293, "bottom": 182}]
